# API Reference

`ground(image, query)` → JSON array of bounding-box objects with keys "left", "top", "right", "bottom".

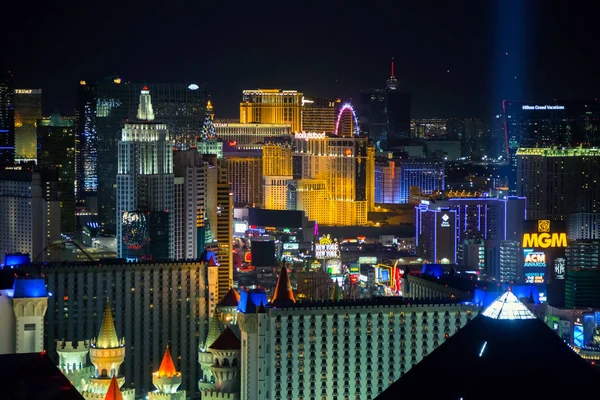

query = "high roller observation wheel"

[{"left": 334, "top": 103, "right": 360, "bottom": 136}]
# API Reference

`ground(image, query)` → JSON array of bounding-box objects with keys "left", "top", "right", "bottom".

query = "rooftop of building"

[
  {"left": 0, "top": 352, "right": 84, "bottom": 400},
  {"left": 267, "top": 296, "right": 473, "bottom": 311},
  {"left": 218, "top": 287, "right": 240, "bottom": 307},
  {"left": 376, "top": 291, "right": 599, "bottom": 400},
  {"left": 209, "top": 327, "right": 241, "bottom": 351},
  {"left": 406, "top": 270, "right": 483, "bottom": 296},
  {"left": 516, "top": 147, "right": 600, "bottom": 157}
]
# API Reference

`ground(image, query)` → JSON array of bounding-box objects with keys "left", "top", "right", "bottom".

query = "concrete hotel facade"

[{"left": 238, "top": 300, "right": 478, "bottom": 400}]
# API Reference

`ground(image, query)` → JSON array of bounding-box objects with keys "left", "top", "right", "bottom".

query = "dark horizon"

[{"left": 3, "top": 0, "right": 600, "bottom": 119}]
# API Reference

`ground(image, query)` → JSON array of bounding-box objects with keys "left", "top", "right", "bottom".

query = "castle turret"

[
  {"left": 103, "top": 375, "right": 124, "bottom": 400},
  {"left": 202, "top": 327, "right": 241, "bottom": 400},
  {"left": 56, "top": 339, "right": 94, "bottom": 393},
  {"left": 0, "top": 276, "right": 48, "bottom": 354},
  {"left": 198, "top": 309, "right": 223, "bottom": 390},
  {"left": 83, "top": 300, "right": 134, "bottom": 400},
  {"left": 271, "top": 266, "right": 295, "bottom": 307},
  {"left": 150, "top": 346, "right": 186, "bottom": 400},
  {"left": 217, "top": 287, "right": 240, "bottom": 326}
]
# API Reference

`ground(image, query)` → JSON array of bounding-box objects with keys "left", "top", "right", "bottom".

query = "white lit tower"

[
  {"left": 56, "top": 339, "right": 94, "bottom": 393},
  {"left": 116, "top": 86, "right": 174, "bottom": 260},
  {"left": 0, "top": 276, "right": 48, "bottom": 354},
  {"left": 149, "top": 346, "right": 186, "bottom": 400}
]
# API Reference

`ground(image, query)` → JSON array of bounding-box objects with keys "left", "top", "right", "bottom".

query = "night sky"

[{"left": 3, "top": 0, "right": 599, "bottom": 118}]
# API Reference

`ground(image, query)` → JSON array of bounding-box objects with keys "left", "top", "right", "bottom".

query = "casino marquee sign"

[{"left": 523, "top": 220, "right": 567, "bottom": 249}]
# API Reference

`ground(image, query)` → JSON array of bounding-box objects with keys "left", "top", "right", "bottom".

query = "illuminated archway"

[{"left": 334, "top": 103, "right": 360, "bottom": 137}]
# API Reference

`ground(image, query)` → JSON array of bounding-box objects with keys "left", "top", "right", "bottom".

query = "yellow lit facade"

[
  {"left": 283, "top": 134, "right": 375, "bottom": 225},
  {"left": 263, "top": 176, "right": 291, "bottom": 210},
  {"left": 301, "top": 97, "right": 340, "bottom": 133},
  {"left": 262, "top": 143, "right": 293, "bottom": 176},
  {"left": 206, "top": 157, "right": 233, "bottom": 301},
  {"left": 240, "top": 89, "right": 303, "bottom": 132},
  {"left": 288, "top": 179, "right": 328, "bottom": 224}
]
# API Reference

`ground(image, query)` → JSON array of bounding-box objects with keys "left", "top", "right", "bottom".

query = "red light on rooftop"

[{"left": 143, "top": 86, "right": 149, "bottom": 90}]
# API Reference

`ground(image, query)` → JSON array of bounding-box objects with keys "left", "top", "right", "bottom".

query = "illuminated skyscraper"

[
  {"left": 14, "top": 88, "right": 42, "bottom": 162},
  {"left": 286, "top": 178, "right": 328, "bottom": 223},
  {"left": 301, "top": 97, "right": 340, "bottom": 133},
  {"left": 0, "top": 168, "right": 61, "bottom": 261},
  {"left": 37, "top": 112, "right": 76, "bottom": 233},
  {"left": 504, "top": 100, "right": 600, "bottom": 192},
  {"left": 78, "top": 78, "right": 205, "bottom": 234},
  {"left": 262, "top": 143, "right": 292, "bottom": 176},
  {"left": 291, "top": 133, "right": 374, "bottom": 225},
  {"left": 214, "top": 123, "right": 290, "bottom": 146},
  {"left": 75, "top": 80, "right": 98, "bottom": 204},
  {"left": 226, "top": 154, "right": 263, "bottom": 207},
  {"left": 398, "top": 159, "right": 445, "bottom": 203},
  {"left": 0, "top": 71, "right": 15, "bottom": 166},
  {"left": 262, "top": 143, "right": 293, "bottom": 210},
  {"left": 116, "top": 87, "right": 174, "bottom": 260},
  {"left": 173, "top": 148, "right": 207, "bottom": 260},
  {"left": 517, "top": 148, "right": 600, "bottom": 224},
  {"left": 240, "top": 89, "right": 303, "bottom": 132},
  {"left": 358, "top": 59, "right": 411, "bottom": 150},
  {"left": 205, "top": 155, "right": 233, "bottom": 301}
]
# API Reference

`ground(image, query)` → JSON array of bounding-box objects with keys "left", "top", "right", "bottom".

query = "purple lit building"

[{"left": 416, "top": 196, "right": 527, "bottom": 281}]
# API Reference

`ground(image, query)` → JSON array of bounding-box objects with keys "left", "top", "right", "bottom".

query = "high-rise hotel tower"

[{"left": 116, "top": 87, "right": 174, "bottom": 260}]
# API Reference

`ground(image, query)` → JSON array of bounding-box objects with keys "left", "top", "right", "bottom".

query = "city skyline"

[{"left": 3, "top": 1, "right": 600, "bottom": 119}]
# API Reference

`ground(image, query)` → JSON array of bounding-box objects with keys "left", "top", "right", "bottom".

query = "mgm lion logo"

[{"left": 538, "top": 220, "right": 550, "bottom": 233}]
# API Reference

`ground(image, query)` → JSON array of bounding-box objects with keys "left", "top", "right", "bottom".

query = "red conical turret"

[
  {"left": 271, "top": 266, "right": 295, "bottom": 307},
  {"left": 103, "top": 375, "right": 124, "bottom": 400}
]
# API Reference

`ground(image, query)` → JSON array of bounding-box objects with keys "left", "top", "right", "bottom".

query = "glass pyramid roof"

[{"left": 481, "top": 291, "right": 537, "bottom": 320}]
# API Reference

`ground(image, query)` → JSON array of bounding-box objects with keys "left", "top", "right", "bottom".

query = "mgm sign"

[{"left": 523, "top": 220, "right": 567, "bottom": 249}]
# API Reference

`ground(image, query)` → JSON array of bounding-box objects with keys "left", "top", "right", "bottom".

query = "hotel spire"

[
  {"left": 97, "top": 300, "right": 120, "bottom": 349},
  {"left": 137, "top": 86, "right": 155, "bottom": 121}
]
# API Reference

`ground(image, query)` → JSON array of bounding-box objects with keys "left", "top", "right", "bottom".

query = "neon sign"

[
  {"left": 524, "top": 251, "right": 546, "bottom": 267},
  {"left": 525, "top": 272, "right": 545, "bottom": 284},
  {"left": 315, "top": 234, "right": 340, "bottom": 259},
  {"left": 554, "top": 257, "right": 566, "bottom": 280},
  {"left": 295, "top": 132, "right": 326, "bottom": 141},
  {"left": 522, "top": 219, "right": 567, "bottom": 248},
  {"left": 521, "top": 105, "right": 565, "bottom": 110},
  {"left": 15, "top": 89, "right": 32, "bottom": 94},
  {"left": 441, "top": 213, "right": 451, "bottom": 228},
  {"left": 523, "top": 233, "right": 567, "bottom": 248}
]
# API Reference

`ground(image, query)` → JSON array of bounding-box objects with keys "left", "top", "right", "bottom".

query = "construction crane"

[{"left": 34, "top": 240, "right": 99, "bottom": 262}]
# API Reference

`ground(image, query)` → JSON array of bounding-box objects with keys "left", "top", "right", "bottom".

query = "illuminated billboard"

[
  {"left": 358, "top": 256, "right": 377, "bottom": 265},
  {"left": 554, "top": 257, "right": 566, "bottom": 280},
  {"left": 326, "top": 259, "right": 342, "bottom": 276},
  {"left": 234, "top": 221, "right": 248, "bottom": 234},
  {"left": 522, "top": 220, "right": 567, "bottom": 282},
  {"left": 315, "top": 235, "right": 340, "bottom": 259},
  {"left": 121, "top": 211, "right": 150, "bottom": 260}
]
